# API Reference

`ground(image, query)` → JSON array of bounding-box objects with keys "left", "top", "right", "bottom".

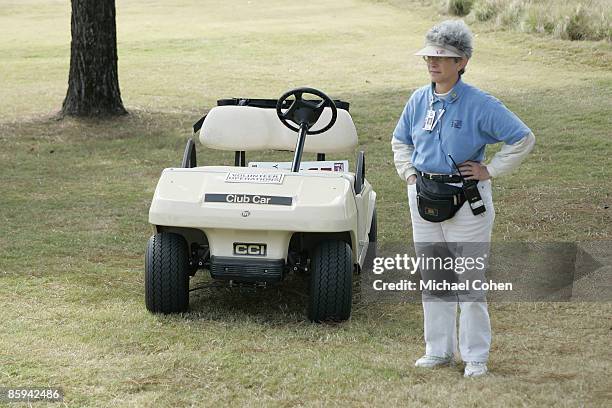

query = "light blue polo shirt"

[{"left": 393, "top": 79, "right": 531, "bottom": 174}]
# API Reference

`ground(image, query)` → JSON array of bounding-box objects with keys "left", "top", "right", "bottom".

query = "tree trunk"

[{"left": 61, "top": 0, "right": 127, "bottom": 117}]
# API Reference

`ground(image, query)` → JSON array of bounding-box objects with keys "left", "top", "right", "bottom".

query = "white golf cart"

[{"left": 145, "top": 87, "right": 376, "bottom": 322}]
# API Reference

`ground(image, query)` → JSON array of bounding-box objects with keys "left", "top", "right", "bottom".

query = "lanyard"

[
  {"left": 423, "top": 94, "right": 445, "bottom": 132},
  {"left": 431, "top": 109, "right": 445, "bottom": 131}
]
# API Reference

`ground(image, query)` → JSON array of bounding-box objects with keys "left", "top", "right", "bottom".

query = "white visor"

[{"left": 414, "top": 43, "right": 465, "bottom": 58}]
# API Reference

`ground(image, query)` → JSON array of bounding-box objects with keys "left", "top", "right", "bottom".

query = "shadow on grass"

[
  {"left": 0, "top": 109, "right": 201, "bottom": 145},
  {"left": 180, "top": 271, "right": 367, "bottom": 325},
  {"left": 188, "top": 272, "right": 309, "bottom": 323}
]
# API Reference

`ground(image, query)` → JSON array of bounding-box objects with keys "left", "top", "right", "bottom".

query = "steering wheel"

[{"left": 276, "top": 87, "right": 338, "bottom": 135}]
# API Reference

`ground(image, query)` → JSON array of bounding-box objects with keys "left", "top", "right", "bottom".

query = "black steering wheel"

[{"left": 276, "top": 87, "right": 338, "bottom": 135}]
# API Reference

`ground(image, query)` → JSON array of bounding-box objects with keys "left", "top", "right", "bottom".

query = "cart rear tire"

[
  {"left": 308, "top": 240, "right": 353, "bottom": 322},
  {"left": 145, "top": 233, "right": 190, "bottom": 314}
]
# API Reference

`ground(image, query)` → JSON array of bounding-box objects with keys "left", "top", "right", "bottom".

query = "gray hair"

[{"left": 425, "top": 20, "right": 473, "bottom": 59}]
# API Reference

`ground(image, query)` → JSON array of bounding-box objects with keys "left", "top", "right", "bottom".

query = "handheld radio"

[{"left": 448, "top": 155, "right": 486, "bottom": 216}]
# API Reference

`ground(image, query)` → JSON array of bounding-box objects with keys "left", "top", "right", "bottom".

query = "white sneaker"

[
  {"left": 464, "top": 361, "right": 488, "bottom": 377},
  {"left": 414, "top": 355, "right": 453, "bottom": 368}
]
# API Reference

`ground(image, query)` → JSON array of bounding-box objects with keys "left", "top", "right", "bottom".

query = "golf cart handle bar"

[{"left": 217, "top": 98, "right": 350, "bottom": 111}]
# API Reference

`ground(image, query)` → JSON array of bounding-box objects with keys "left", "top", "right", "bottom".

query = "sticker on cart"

[
  {"left": 249, "top": 160, "right": 349, "bottom": 172},
  {"left": 225, "top": 172, "right": 285, "bottom": 184}
]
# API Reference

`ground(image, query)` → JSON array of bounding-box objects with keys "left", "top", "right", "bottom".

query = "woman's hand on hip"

[{"left": 457, "top": 161, "right": 491, "bottom": 180}]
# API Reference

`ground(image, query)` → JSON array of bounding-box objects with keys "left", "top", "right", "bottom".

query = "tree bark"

[{"left": 61, "top": 0, "right": 127, "bottom": 117}]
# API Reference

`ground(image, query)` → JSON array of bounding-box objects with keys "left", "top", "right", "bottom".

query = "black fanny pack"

[{"left": 415, "top": 172, "right": 466, "bottom": 222}]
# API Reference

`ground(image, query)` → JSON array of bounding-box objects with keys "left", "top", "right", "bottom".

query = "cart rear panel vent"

[{"left": 209, "top": 256, "right": 284, "bottom": 282}]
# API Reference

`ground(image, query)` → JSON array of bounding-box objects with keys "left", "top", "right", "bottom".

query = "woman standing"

[{"left": 391, "top": 20, "right": 535, "bottom": 377}]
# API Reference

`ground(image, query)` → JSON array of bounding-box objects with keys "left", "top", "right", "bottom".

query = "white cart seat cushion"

[{"left": 199, "top": 106, "right": 358, "bottom": 153}]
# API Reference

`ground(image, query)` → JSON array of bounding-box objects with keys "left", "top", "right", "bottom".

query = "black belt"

[{"left": 418, "top": 171, "right": 463, "bottom": 183}]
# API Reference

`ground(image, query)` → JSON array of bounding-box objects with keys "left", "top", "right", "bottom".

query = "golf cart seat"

[{"left": 200, "top": 106, "right": 358, "bottom": 153}]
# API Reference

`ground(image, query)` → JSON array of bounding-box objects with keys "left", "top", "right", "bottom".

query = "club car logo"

[
  {"left": 204, "top": 193, "right": 292, "bottom": 206},
  {"left": 233, "top": 243, "right": 267, "bottom": 256},
  {"left": 226, "top": 194, "right": 272, "bottom": 204}
]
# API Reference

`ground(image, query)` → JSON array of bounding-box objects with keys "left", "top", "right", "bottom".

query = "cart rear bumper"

[{"left": 209, "top": 256, "right": 285, "bottom": 282}]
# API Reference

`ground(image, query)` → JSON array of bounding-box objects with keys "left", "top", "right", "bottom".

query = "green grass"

[{"left": 1, "top": 0, "right": 611, "bottom": 406}]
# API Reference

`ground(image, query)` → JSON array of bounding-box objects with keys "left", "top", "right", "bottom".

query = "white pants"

[{"left": 408, "top": 180, "right": 495, "bottom": 363}]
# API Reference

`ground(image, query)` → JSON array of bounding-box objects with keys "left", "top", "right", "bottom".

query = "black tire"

[
  {"left": 145, "top": 232, "right": 190, "bottom": 313},
  {"left": 308, "top": 240, "right": 353, "bottom": 322}
]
